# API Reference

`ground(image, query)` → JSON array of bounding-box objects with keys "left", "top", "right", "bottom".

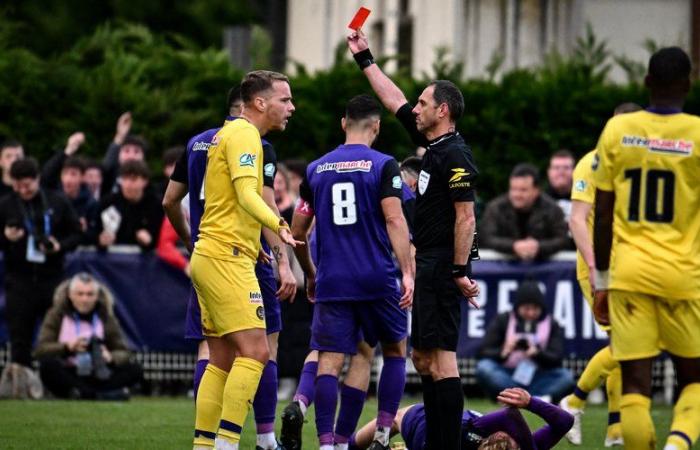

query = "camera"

[
  {"left": 515, "top": 338, "right": 530, "bottom": 351},
  {"left": 75, "top": 338, "right": 111, "bottom": 380},
  {"left": 36, "top": 235, "right": 56, "bottom": 252}
]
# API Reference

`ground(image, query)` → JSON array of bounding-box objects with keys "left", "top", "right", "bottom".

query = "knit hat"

[{"left": 513, "top": 280, "right": 545, "bottom": 309}]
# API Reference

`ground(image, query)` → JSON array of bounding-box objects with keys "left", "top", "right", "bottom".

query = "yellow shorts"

[
  {"left": 609, "top": 290, "right": 700, "bottom": 361},
  {"left": 190, "top": 252, "right": 265, "bottom": 337},
  {"left": 578, "top": 277, "right": 610, "bottom": 332}
]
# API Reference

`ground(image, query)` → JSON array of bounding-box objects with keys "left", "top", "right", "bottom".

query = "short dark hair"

[
  {"left": 401, "top": 156, "right": 422, "bottom": 177},
  {"left": 429, "top": 80, "right": 465, "bottom": 121},
  {"left": 1, "top": 139, "right": 22, "bottom": 153},
  {"left": 227, "top": 85, "right": 243, "bottom": 111},
  {"left": 10, "top": 157, "right": 39, "bottom": 180},
  {"left": 121, "top": 135, "right": 148, "bottom": 154},
  {"left": 614, "top": 102, "right": 643, "bottom": 115},
  {"left": 284, "top": 159, "right": 307, "bottom": 179},
  {"left": 62, "top": 156, "right": 86, "bottom": 173},
  {"left": 648, "top": 47, "right": 691, "bottom": 86},
  {"left": 345, "top": 94, "right": 382, "bottom": 122},
  {"left": 550, "top": 149, "right": 575, "bottom": 161},
  {"left": 240, "top": 70, "right": 289, "bottom": 104},
  {"left": 510, "top": 163, "right": 540, "bottom": 185},
  {"left": 119, "top": 160, "right": 150, "bottom": 179},
  {"left": 84, "top": 159, "right": 102, "bottom": 172},
  {"left": 162, "top": 146, "right": 184, "bottom": 166}
]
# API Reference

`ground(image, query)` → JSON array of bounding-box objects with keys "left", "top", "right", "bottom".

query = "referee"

[{"left": 348, "top": 29, "right": 479, "bottom": 450}]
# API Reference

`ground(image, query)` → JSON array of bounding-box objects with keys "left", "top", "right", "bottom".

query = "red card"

[{"left": 348, "top": 7, "right": 371, "bottom": 30}]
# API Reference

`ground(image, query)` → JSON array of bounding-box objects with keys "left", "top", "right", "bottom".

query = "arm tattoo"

[{"left": 272, "top": 245, "right": 283, "bottom": 262}]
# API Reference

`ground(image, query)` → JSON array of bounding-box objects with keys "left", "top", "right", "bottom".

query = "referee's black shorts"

[{"left": 411, "top": 249, "right": 466, "bottom": 352}]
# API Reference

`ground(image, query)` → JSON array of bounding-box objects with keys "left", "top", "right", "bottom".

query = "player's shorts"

[
  {"left": 609, "top": 290, "right": 700, "bottom": 360},
  {"left": 310, "top": 292, "right": 407, "bottom": 355},
  {"left": 190, "top": 252, "right": 265, "bottom": 337},
  {"left": 400, "top": 404, "right": 426, "bottom": 450},
  {"left": 411, "top": 250, "right": 464, "bottom": 352},
  {"left": 184, "top": 286, "right": 204, "bottom": 340},
  {"left": 578, "top": 277, "right": 610, "bottom": 332}
]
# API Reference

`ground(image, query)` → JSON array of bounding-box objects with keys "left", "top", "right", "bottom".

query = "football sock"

[
  {"left": 315, "top": 374, "right": 339, "bottom": 447},
  {"left": 606, "top": 367, "right": 622, "bottom": 437},
  {"left": 435, "top": 377, "right": 464, "bottom": 450},
  {"left": 194, "top": 364, "right": 228, "bottom": 447},
  {"left": 335, "top": 384, "right": 367, "bottom": 445},
  {"left": 666, "top": 383, "right": 700, "bottom": 450},
  {"left": 568, "top": 345, "right": 617, "bottom": 410},
  {"left": 293, "top": 361, "right": 318, "bottom": 412},
  {"left": 375, "top": 356, "right": 406, "bottom": 445},
  {"left": 620, "top": 393, "right": 655, "bottom": 450},
  {"left": 218, "top": 357, "right": 265, "bottom": 445},
  {"left": 420, "top": 375, "right": 439, "bottom": 450},
  {"left": 256, "top": 432, "right": 277, "bottom": 450},
  {"left": 253, "top": 360, "right": 278, "bottom": 437},
  {"left": 193, "top": 358, "right": 209, "bottom": 401}
]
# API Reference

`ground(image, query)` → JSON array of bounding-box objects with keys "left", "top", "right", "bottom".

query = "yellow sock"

[
  {"left": 568, "top": 346, "right": 618, "bottom": 410},
  {"left": 194, "top": 364, "right": 229, "bottom": 447},
  {"left": 606, "top": 367, "right": 622, "bottom": 437},
  {"left": 218, "top": 357, "right": 265, "bottom": 444},
  {"left": 666, "top": 383, "right": 700, "bottom": 450},
  {"left": 620, "top": 393, "right": 655, "bottom": 450}
]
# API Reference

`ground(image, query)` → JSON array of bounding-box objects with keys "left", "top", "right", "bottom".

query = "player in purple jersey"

[
  {"left": 350, "top": 388, "right": 573, "bottom": 450},
  {"left": 291, "top": 95, "right": 414, "bottom": 450},
  {"left": 162, "top": 86, "right": 297, "bottom": 450}
]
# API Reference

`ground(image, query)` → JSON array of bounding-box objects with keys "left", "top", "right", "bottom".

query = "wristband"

[
  {"left": 594, "top": 270, "right": 610, "bottom": 290},
  {"left": 353, "top": 48, "right": 375, "bottom": 70},
  {"left": 451, "top": 264, "right": 468, "bottom": 278}
]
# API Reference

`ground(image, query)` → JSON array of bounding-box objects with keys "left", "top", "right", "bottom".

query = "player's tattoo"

[{"left": 272, "top": 245, "right": 283, "bottom": 262}]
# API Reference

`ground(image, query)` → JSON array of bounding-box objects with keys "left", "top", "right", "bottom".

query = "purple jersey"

[
  {"left": 299, "top": 144, "right": 402, "bottom": 302},
  {"left": 401, "top": 405, "right": 483, "bottom": 450}
]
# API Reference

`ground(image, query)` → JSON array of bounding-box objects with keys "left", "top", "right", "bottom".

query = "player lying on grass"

[{"left": 348, "top": 388, "right": 573, "bottom": 450}]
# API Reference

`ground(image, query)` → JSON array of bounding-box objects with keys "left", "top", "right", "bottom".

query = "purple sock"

[
  {"left": 335, "top": 384, "right": 367, "bottom": 443},
  {"left": 193, "top": 359, "right": 208, "bottom": 401},
  {"left": 253, "top": 360, "right": 278, "bottom": 434},
  {"left": 315, "top": 374, "right": 339, "bottom": 445},
  {"left": 377, "top": 356, "right": 406, "bottom": 428},
  {"left": 293, "top": 361, "right": 318, "bottom": 407}
]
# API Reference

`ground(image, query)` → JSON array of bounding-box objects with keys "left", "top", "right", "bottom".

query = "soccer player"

[
  {"left": 559, "top": 102, "right": 641, "bottom": 447},
  {"left": 163, "top": 85, "right": 298, "bottom": 450},
  {"left": 291, "top": 94, "right": 414, "bottom": 450},
  {"left": 593, "top": 47, "right": 700, "bottom": 450},
  {"left": 348, "top": 29, "right": 480, "bottom": 450},
  {"left": 349, "top": 388, "right": 573, "bottom": 450},
  {"left": 188, "top": 70, "right": 299, "bottom": 450}
]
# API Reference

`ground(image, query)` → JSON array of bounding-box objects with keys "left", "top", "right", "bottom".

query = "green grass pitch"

[{"left": 0, "top": 397, "right": 673, "bottom": 449}]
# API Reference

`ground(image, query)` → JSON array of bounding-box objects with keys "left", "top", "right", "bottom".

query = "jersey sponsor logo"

[
  {"left": 315, "top": 160, "right": 373, "bottom": 174},
  {"left": 211, "top": 135, "right": 221, "bottom": 146},
  {"left": 574, "top": 179, "right": 587, "bottom": 192},
  {"left": 621, "top": 135, "right": 693, "bottom": 156},
  {"left": 264, "top": 163, "right": 276, "bottom": 178},
  {"left": 449, "top": 181, "right": 471, "bottom": 189},
  {"left": 249, "top": 292, "right": 263, "bottom": 304},
  {"left": 448, "top": 168, "right": 471, "bottom": 183},
  {"left": 418, "top": 170, "right": 430, "bottom": 195},
  {"left": 392, "top": 175, "right": 402, "bottom": 189},
  {"left": 192, "top": 141, "right": 212, "bottom": 152},
  {"left": 591, "top": 153, "right": 599, "bottom": 171},
  {"left": 239, "top": 153, "right": 257, "bottom": 167},
  {"left": 256, "top": 306, "right": 265, "bottom": 320}
]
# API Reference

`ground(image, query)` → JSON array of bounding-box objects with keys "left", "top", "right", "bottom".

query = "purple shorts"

[
  {"left": 184, "top": 275, "right": 282, "bottom": 340},
  {"left": 310, "top": 293, "right": 407, "bottom": 354}
]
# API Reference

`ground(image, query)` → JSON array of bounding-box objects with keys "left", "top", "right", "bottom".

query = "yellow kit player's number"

[{"left": 624, "top": 168, "right": 675, "bottom": 223}]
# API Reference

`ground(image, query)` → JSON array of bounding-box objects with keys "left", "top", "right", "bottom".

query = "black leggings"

[{"left": 39, "top": 357, "right": 143, "bottom": 398}]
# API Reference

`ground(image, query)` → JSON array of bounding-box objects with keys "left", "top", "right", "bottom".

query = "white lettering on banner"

[
  {"left": 553, "top": 281, "right": 575, "bottom": 338},
  {"left": 582, "top": 299, "right": 608, "bottom": 339},
  {"left": 497, "top": 280, "right": 518, "bottom": 313},
  {"left": 467, "top": 280, "right": 488, "bottom": 338}
]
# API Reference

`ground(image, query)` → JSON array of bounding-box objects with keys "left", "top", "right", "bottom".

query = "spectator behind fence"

[
  {"left": 34, "top": 273, "right": 142, "bottom": 400},
  {"left": 274, "top": 163, "right": 296, "bottom": 223},
  {"left": 546, "top": 149, "right": 575, "bottom": 223},
  {"left": 0, "top": 157, "right": 82, "bottom": 369},
  {"left": 156, "top": 146, "right": 189, "bottom": 275},
  {"left": 0, "top": 139, "right": 24, "bottom": 197},
  {"left": 153, "top": 146, "right": 184, "bottom": 199},
  {"left": 476, "top": 280, "right": 574, "bottom": 403},
  {"left": 283, "top": 159, "right": 306, "bottom": 201},
  {"left": 480, "top": 163, "right": 568, "bottom": 261},
  {"left": 97, "top": 160, "right": 162, "bottom": 251},
  {"left": 101, "top": 112, "right": 148, "bottom": 197},
  {"left": 83, "top": 160, "right": 103, "bottom": 201}
]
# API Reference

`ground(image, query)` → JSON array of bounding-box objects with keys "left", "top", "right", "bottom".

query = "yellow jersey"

[
  {"left": 594, "top": 110, "right": 700, "bottom": 300},
  {"left": 571, "top": 149, "right": 597, "bottom": 281},
  {"left": 195, "top": 119, "right": 265, "bottom": 261}
]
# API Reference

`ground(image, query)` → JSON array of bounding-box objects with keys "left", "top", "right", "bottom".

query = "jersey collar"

[
  {"left": 646, "top": 106, "right": 682, "bottom": 115},
  {"left": 428, "top": 131, "right": 459, "bottom": 148}
]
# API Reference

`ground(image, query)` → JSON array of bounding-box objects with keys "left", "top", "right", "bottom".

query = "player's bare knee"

[
  {"left": 411, "top": 350, "right": 431, "bottom": 375},
  {"left": 318, "top": 352, "right": 344, "bottom": 376},
  {"left": 621, "top": 360, "right": 653, "bottom": 395},
  {"left": 381, "top": 339, "right": 406, "bottom": 358}
]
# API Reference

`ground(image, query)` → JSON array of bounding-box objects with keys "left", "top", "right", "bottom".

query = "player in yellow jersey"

[
  {"left": 560, "top": 103, "right": 642, "bottom": 447},
  {"left": 593, "top": 48, "right": 700, "bottom": 450},
  {"left": 190, "top": 70, "right": 300, "bottom": 450}
]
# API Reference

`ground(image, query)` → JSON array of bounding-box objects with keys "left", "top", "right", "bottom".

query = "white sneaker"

[
  {"left": 559, "top": 396, "right": 583, "bottom": 445},
  {"left": 604, "top": 435, "right": 624, "bottom": 447}
]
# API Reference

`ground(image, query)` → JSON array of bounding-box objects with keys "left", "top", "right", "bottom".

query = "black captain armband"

[
  {"left": 451, "top": 264, "right": 468, "bottom": 278},
  {"left": 353, "top": 49, "right": 375, "bottom": 70}
]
